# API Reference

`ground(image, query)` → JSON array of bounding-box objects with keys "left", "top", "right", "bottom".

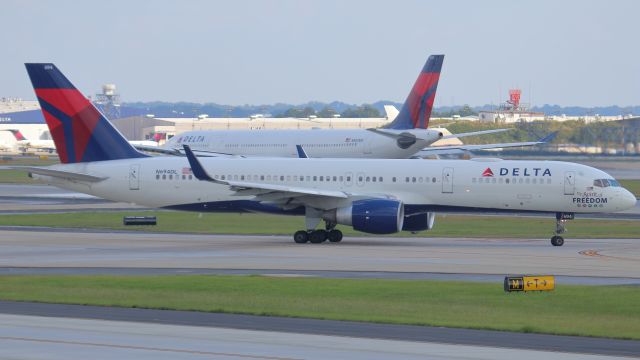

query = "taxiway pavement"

[{"left": 1, "top": 228, "right": 639, "bottom": 279}]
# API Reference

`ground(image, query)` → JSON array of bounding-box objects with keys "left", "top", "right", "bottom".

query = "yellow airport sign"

[{"left": 504, "top": 275, "right": 555, "bottom": 292}]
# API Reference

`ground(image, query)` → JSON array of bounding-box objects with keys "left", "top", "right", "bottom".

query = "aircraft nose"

[{"left": 620, "top": 188, "right": 637, "bottom": 210}]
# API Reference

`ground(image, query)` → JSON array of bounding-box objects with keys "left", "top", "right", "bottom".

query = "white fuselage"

[
  {"left": 163, "top": 129, "right": 442, "bottom": 159},
  {"left": 38, "top": 157, "right": 636, "bottom": 216}
]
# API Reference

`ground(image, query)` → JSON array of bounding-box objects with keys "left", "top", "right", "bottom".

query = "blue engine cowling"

[
  {"left": 402, "top": 212, "right": 436, "bottom": 232},
  {"left": 333, "top": 199, "right": 404, "bottom": 234}
]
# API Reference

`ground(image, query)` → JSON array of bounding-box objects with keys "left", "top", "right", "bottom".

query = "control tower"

[{"left": 94, "top": 84, "right": 121, "bottom": 119}]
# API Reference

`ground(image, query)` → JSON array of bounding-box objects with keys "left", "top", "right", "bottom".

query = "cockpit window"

[{"left": 593, "top": 179, "right": 621, "bottom": 187}]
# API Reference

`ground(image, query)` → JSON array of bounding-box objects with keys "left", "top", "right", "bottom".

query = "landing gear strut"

[{"left": 551, "top": 212, "right": 573, "bottom": 246}]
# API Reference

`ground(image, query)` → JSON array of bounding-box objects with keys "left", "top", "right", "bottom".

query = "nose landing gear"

[{"left": 551, "top": 212, "right": 573, "bottom": 246}]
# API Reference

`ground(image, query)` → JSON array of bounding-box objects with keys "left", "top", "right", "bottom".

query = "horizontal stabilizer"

[{"left": 13, "top": 166, "right": 107, "bottom": 182}]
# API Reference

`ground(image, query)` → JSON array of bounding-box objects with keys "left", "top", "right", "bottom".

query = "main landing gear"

[
  {"left": 293, "top": 229, "right": 343, "bottom": 244},
  {"left": 551, "top": 212, "right": 574, "bottom": 246},
  {"left": 293, "top": 222, "right": 343, "bottom": 244}
]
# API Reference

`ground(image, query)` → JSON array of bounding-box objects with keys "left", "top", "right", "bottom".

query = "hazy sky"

[{"left": 2, "top": 0, "right": 639, "bottom": 107}]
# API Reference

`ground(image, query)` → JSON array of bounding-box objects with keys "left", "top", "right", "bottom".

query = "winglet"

[
  {"left": 183, "top": 145, "right": 214, "bottom": 181},
  {"left": 538, "top": 131, "right": 558, "bottom": 143},
  {"left": 296, "top": 145, "right": 308, "bottom": 158}
]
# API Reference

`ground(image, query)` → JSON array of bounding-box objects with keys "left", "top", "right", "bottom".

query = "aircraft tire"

[
  {"left": 309, "top": 230, "right": 327, "bottom": 244},
  {"left": 327, "top": 229, "right": 343, "bottom": 243},
  {"left": 551, "top": 235, "right": 564, "bottom": 247},
  {"left": 294, "top": 230, "right": 309, "bottom": 244}
]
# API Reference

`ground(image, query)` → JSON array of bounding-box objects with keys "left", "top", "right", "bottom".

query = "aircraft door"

[
  {"left": 442, "top": 167, "right": 453, "bottom": 193},
  {"left": 129, "top": 164, "right": 140, "bottom": 190},
  {"left": 564, "top": 171, "right": 575, "bottom": 195}
]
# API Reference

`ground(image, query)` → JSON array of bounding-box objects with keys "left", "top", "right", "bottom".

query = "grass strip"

[
  {"left": 0, "top": 211, "right": 638, "bottom": 238},
  {"left": 0, "top": 275, "right": 638, "bottom": 340}
]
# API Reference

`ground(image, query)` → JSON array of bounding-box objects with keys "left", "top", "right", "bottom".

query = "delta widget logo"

[{"left": 482, "top": 168, "right": 494, "bottom": 177}]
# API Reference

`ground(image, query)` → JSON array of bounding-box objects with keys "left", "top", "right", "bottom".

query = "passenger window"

[
  {"left": 412, "top": 177, "right": 416, "bottom": 183},
  {"left": 505, "top": 178, "right": 509, "bottom": 184},
  {"left": 346, "top": 176, "right": 351, "bottom": 181},
  {"left": 339, "top": 176, "right": 343, "bottom": 182},
  {"left": 156, "top": 175, "right": 160, "bottom": 180},
  {"left": 260, "top": 175, "right": 265, "bottom": 181},
  {"left": 169, "top": 175, "right": 173, "bottom": 180},
  {"left": 359, "top": 176, "right": 364, "bottom": 182},
  {"left": 320, "top": 176, "right": 324, "bottom": 181},
  {"left": 432, "top": 177, "right": 436, "bottom": 183},
  {"left": 241, "top": 175, "right": 245, "bottom": 180},
  {"left": 280, "top": 176, "right": 284, "bottom": 181},
  {"left": 392, "top": 177, "right": 396, "bottom": 182},
  {"left": 418, "top": 177, "right": 423, "bottom": 183},
  {"left": 162, "top": 174, "right": 166, "bottom": 180},
  {"left": 379, "top": 177, "right": 383, "bottom": 182},
  {"left": 313, "top": 176, "right": 317, "bottom": 181},
  {"left": 406, "top": 177, "right": 410, "bottom": 183},
  {"left": 366, "top": 177, "right": 370, "bottom": 182},
  {"left": 182, "top": 175, "right": 186, "bottom": 180},
  {"left": 189, "top": 175, "right": 193, "bottom": 180},
  {"left": 333, "top": 176, "right": 337, "bottom": 182}
]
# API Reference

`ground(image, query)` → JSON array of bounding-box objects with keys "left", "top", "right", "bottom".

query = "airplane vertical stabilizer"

[
  {"left": 24, "top": 63, "right": 147, "bottom": 163},
  {"left": 385, "top": 54, "right": 444, "bottom": 130}
]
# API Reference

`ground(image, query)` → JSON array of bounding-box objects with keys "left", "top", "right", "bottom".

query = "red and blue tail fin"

[
  {"left": 385, "top": 55, "right": 444, "bottom": 130},
  {"left": 24, "top": 63, "right": 147, "bottom": 163},
  {"left": 7, "top": 129, "right": 26, "bottom": 141}
]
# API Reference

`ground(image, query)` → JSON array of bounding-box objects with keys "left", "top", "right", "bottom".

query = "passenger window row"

[{"left": 471, "top": 177, "right": 552, "bottom": 185}]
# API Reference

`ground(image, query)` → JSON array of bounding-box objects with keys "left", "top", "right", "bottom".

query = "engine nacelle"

[
  {"left": 402, "top": 212, "right": 436, "bottom": 232},
  {"left": 327, "top": 199, "right": 404, "bottom": 234}
]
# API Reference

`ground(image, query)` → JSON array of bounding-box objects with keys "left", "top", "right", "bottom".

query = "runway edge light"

[{"left": 504, "top": 275, "right": 555, "bottom": 292}]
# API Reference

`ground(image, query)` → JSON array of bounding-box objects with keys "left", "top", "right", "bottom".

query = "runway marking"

[
  {"left": 578, "top": 249, "right": 637, "bottom": 262},
  {"left": 579, "top": 249, "right": 603, "bottom": 257},
  {"left": 0, "top": 336, "right": 301, "bottom": 360}
]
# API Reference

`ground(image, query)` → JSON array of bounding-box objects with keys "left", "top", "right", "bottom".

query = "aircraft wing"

[
  {"left": 415, "top": 140, "right": 544, "bottom": 156},
  {"left": 183, "top": 145, "right": 348, "bottom": 200},
  {"left": 134, "top": 144, "right": 181, "bottom": 156},
  {"left": 416, "top": 131, "right": 556, "bottom": 157},
  {"left": 12, "top": 167, "right": 107, "bottom": 182},
  {"left": 134, "top": 145, "right": 246, "bottom": 158},
  {"left": 440, "top": 128, "right": 510, "bottom": 139}
]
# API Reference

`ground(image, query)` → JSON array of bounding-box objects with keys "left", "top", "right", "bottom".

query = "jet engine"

[
  {"left": 402, "top": 212, "right": 436, "bottom": 232},
  {"left": 324, "top": 199, "right": 404, "bottom": 234}
]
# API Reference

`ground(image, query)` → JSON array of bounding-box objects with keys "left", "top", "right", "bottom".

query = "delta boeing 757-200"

[
  {"left": 141, "top": 55, "right": 542, "bottom": 159},
  {"left": 19, "top": 63, "right": 636, "bottom": 246}
]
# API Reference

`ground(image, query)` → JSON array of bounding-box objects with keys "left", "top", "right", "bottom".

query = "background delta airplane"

[
  {"left": 20, "top": 63, "right": 636, "bottom": 246},
  {"left": 0, "top": 129, "right": 157, "bottom": 154},
  {"left": 143, "top": 55, "right": 541, "bottom": 159}
]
